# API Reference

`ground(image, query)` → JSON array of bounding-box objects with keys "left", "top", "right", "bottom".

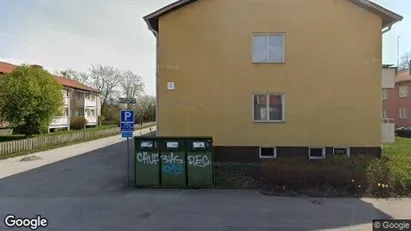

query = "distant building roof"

[
  {"left": 396, "top": 71, "right": 411, "bottom": 83},
  {"left": 0, "top": 61, "right": 99, "bottom": 93}
]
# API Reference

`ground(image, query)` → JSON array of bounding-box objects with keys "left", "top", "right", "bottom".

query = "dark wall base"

[{"left": 213, "top": 146, "right": 382, "bottom": 163}]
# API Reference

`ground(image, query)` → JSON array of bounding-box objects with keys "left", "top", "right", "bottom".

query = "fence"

[{"left": 0, "top": 126, "right": 127, "bottom": 156}]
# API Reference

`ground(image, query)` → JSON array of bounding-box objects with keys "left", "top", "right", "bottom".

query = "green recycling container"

[
  {"left": 160, "top": 139, "right": 187, "bottom": 186},
  {"left": 135, "top": 139, "right": 161, "bottom": 186},
  {"left": 187, "top": 138, "right": 214, "bottom": 187}
]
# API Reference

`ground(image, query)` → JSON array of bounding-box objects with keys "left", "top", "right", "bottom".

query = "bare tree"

[
  {"left": 120, "top": 70, "right": 145, "bottom": 98},
  {"left": 133, "top": 95, "right": 156, "bottom": 122},
  {"left": 89, "top": 65, "right": 122, "bottom": 112},
  {"left": 398, "top": 52, "right": 411, "bottom": 71},
  {"left": 56, "top": 69, "right": 89, "bottom": 84}
]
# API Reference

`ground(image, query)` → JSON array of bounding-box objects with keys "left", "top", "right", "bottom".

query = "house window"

[
  {"left": 382, "top": 89, "right": 388, "bottom": 100},
  {"left": 253, "top": 93, "right": 285, "bottom": 122},
  {"left": 333, "top": 147, "right": 350, "bottom": 157},
  {"left": 65, "top": 107, "right": 69, "bottom": 116},
  {"left": 382, "top": 109, "right": 388, "bottom": 119},
  {"left": 77, "top": 93, "right": 84, "bottom": 100},
  {"left": 399, "top": 86, "right": 408, "bottom": 98},
  {"left": 90, "top": 109, "right": 95, "bottom": 116},
  {"left": 76, "top": 107, "right": 84, "bottom": 116},
  {"left": 259, "top": 147, "right": 276, "bottom": 158},
  {"left": 399, "top": 108, "right": 408, "bottom": 119},
  {"left": 252, "top": 33, "right": 285, "bottom": 63},
  {"left": 309, "top": 147, "right": 325, "bottom": 159}
]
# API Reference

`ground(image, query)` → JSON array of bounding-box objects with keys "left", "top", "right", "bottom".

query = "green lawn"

[
  {"left": 383, "top": 137, "right": 411, "bottom": 157},
  {"left": 0, "top": 122, "right": 155, "bottom": 143}
]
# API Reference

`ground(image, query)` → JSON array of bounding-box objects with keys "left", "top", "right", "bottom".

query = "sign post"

[{"left": 120, "top": 97, "right": 136, "bottom": 185}]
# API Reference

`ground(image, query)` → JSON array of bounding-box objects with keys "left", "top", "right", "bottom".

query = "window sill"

[
  {"left": 253, "top": 120, "right": 285, "bottom": 123},
  {"left": 252, "top": 61, "right": 285, "bottom": 64},
  {"left": 309, "top": 156, "right": 326, "bottom": 160}
]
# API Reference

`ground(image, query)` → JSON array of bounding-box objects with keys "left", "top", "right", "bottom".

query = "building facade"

[
  {"left": 144, "top": 0, "right": 402, "bottom": 161},
  {"left": 0, "top": 61, "right": 101, "bottom": 131},
  {"left": 382, "top": 68, "right": 411, "bottom": 128}
]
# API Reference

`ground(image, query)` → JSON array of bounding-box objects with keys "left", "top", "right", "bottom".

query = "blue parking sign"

[
  {"left": 121, "top": 131, "right": 133, "bottom": 138},
  {"left": 121, "top": 110, "right": 134, "bottom": 123}
]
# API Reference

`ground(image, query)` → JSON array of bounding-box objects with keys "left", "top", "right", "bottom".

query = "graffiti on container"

[
  {"left": 161, "top": 153, "right": 184, "bottom": 175},
  {"left": 136, "top": 152, "right": 159, "bottom": 165},
  {"left": 162, "top": 164, "right": 183, "bottom": 175},
  {"left": 188, "top": 155, "right": 210, "bottom": 168}
]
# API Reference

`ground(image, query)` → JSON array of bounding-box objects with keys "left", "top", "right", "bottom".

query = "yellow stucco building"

[{"left": 144, "top": 0, "right": 402, "bottom": 161}]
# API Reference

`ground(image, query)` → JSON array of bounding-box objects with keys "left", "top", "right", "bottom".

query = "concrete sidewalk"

[{"left": 0, "top": 126, "right": 156, "bottom": 179}]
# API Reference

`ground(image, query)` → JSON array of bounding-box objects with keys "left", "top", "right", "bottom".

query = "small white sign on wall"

[{"left": 167, "top": 82, "right": 175, "bottom": 90}]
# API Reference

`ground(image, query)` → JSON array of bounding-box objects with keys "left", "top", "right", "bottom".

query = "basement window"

[
  {"left": 259, "top": 147, "right": 276, "bottom": 158},
  {"left": 309, "top": 147, "right": 325, "bottom": 160},
  {"left": 333, "top": 147, "right": 350, "bottom": 157}
]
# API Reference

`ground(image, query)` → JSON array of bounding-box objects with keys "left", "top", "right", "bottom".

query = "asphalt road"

[{"left": 0, "top": 139, "right": 409, "bottom": 231}]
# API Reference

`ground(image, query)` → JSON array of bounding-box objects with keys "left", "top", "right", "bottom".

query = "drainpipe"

[
  {"left": 382, "top": 24, "right": 392, "bottom": 34},
  {"left": 147, "top": 27, "right": 159, "bottom": 136}
]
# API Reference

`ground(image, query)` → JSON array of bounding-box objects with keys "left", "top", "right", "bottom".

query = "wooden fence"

[{"left": 0, "top": 123, "right": 157, "bottom": 156}]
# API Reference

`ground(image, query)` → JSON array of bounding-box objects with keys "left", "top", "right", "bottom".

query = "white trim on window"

[
  {"left": 382, "top": 89, "right": 389, "bottom": 100},
  {"left": 332, "top": 147, "right": 350, "bottom": 157},
  {"left": 309, "top": 147, "right": 326, "bottom": 160},
  {"left": 399, "top": 86, "right": 408, "bottom": 98},
  {"left": 252, "top": 33, "right": 285, "bottom": 63},
  {"left": 399, "top": 108, "right": 408, "bottom": 119},
  {"left": 382, "top": 108, "right": 388, "bottom": 119},
  {"left": 259, "top": 147, "right": 277, "bottom": 159},
  {"left": 252, "top": 92, "right": 285, "bottom": 123}
]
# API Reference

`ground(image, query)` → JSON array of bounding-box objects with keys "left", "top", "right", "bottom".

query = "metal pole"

[
  {"left": 397, "top": 36, "right": 401, "bottom": 68},
  {"left": 126, "top": 103, "right": 131, "bottom": 185}
]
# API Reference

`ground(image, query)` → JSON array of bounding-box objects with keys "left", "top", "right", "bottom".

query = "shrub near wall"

[
  {"left": 215, "top": 156, "right": 411, "bottom": 198},
  {"left": 70, "top": 117, "right": 88, "bottom": 130}
]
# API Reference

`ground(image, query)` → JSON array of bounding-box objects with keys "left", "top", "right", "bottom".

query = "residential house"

[
  {"left": 382, "top": 63, "right": 411, "bottom": 128},
  {"left": 143, "top": 0, "right": 402, "bottom": 161},
  {"left": 0, "top": 61, "right": 101, "bottom": 131}
]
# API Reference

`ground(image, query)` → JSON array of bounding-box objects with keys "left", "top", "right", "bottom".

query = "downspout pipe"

[
  {"left": 145, "top": 20, "right": 159, "bottom": 136},
  {"left": 382, "top": 24, "right": 393, "bottom": 34}
]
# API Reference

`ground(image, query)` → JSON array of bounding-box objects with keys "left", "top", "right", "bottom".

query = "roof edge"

[{"left": 143, "top": 0, "right": 403, "bottom": 34}]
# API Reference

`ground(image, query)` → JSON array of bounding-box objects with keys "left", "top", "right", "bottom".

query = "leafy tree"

[{"left": 0, "top": 65, "right": 64, "bottom": 137}]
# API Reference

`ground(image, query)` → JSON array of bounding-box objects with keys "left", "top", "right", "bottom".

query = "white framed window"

[
  {"left": 77, "top": 93, "right": 84, "bottom": 100},
  {"left": 259, "top": 147, "right": 276, "bottom": 158},
  {"left": 309, "top": 147, "right": 325, "bottom": 160},
  {"left": 64, "top": 107, "right": 69, "bottom": 116},
  {"left": 76, "top": 107, "right": 84, "bottom": 116},
  {"left": 252, "top": 33, "right": 285, "bottom": 63},
  {"left": 253, "top": 93, "right": 285, "bottom": 122},
  {"left": 382, "top": 109, "right": 388, "bottom": 119},
  {"left": 333, "top": 147, "right": 350, "bottom": 157},
  {"left": 91, "top": 109, "right": 95, "bottom": 116},
  {"left": 399, "top": 108, "right": 408, "bottom": 119},
  {"left": 382, "top": 89, "right": 388, "bottom": 100},
  {"left": 399, "top": 86, "right": 408, "bottom": 98}
]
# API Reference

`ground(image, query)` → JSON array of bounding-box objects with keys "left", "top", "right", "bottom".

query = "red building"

[{"left": 383, "top": 67, "right": 411, "bottom": 128}]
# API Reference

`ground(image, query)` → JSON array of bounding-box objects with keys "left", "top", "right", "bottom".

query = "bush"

[
  {"left": 98, "top": 115, "right": 105, "bottom": 126},
  {"left": 70, "top": 117, "right": 87, "bottom": 130},
  {"left": 261, "top": 157, "right": 370, "bottom": 188},
  {"left": 214, "top": 155, "right": 411, "bottom": 197}
]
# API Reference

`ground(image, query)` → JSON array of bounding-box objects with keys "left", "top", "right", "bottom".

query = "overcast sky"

[{"left": 0, "top": 0, "right": 410, "bottom": 96}]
